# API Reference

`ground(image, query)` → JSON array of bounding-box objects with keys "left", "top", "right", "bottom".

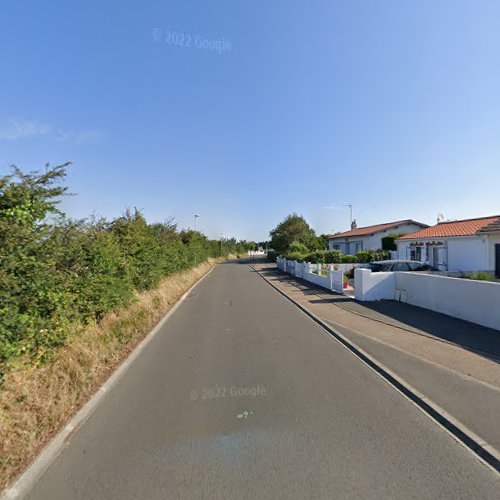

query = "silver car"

[{"left": 366, "top": 260, "right": 438, "bottom": 272}]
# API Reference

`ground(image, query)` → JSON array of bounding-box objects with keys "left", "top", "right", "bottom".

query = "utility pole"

[
  {"left": 344, "top": 204, "right": 353, "bottom": 226},
  {"left": 329, "top": 203, "right": 353, "bottom": 229}
]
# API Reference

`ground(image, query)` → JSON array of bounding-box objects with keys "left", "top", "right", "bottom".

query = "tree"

[
  {"left": 269, "top": 214, "right": 316, "bottom": 254},
  {"left": 315, "top": 234, "right": 329, "bottom": 251},
  {"left": 0, "top": 163, "right": 72, "bottom": 364},
  {"left": 382, "top": 233, "right": 407, "bottom": 251}
]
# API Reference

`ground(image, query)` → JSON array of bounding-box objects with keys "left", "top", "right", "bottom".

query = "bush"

[
  {"left": 0, "top": 164, "right": 254, "bottom": 370},
  {"left": 284, "top": 251, "right": 307, "bottom": 263},
  {"left": 267, "top": 250, "right": 278, "bottom": 262},
  {"left": 354, "top": 251, "right": 371, "bottom": 263},
  {"left": 341, "top": 254, "right": 356, "bottom": 263},
  {"left": 288, "top": 241, "right": 309, "bottom": 254},
  {"left": 463, "top": 272, "right": 495, "bottom": 282},
  {"left": 303, "top": 251, "right": 325, "bottom": 264},
  {"left": 382, "top": 233, "right": 406, "bottom": 251},
  {"left": 324, "top": 250, "right": 342, "bottom": 263},
  {"left": 355, "top": 249, "right": 390, "bottom": 263},
  {"left": 369, "top": 249, "right": 391, "bottom": 261}
]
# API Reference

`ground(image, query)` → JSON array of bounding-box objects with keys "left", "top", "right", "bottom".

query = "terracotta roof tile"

[
  {"left": 478, "top": 218, "right": 500, "bottom": 234},
  {"left": 397, "top": 216, "right": 500, "bottom": 240},
  {"left": 328, "top": 220, "right": 428, "bottom": 239}
]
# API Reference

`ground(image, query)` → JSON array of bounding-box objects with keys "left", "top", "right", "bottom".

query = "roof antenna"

[{"left": 437, "top": 213, "right": 446, "bottom": 223}]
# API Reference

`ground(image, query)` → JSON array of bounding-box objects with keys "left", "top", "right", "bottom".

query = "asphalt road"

[{"left": 25, "top": 260, "right": 499, "bottom": 499}]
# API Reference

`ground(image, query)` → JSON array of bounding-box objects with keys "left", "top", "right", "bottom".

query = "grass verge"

[{"left": 0, "top": 257, "right": 224, "bottom": 491}]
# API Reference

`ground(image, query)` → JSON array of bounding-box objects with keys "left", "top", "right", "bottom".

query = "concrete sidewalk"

[{"left": 254, "top": 263, "right": 500, "bottom": 452}]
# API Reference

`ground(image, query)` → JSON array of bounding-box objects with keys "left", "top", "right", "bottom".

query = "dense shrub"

[
  {"left": 288, "top": 240, "right": 309, "bottom": 254},
  {"left": 0, "top": 164, "right": 254, "bottom": 370},
  {"left": 323, "top": 250, "right": 342, "bottom": 263},
  {"left": 304, "top": 251, "right": 325, "bottom": 264},
  {"left": 382, "top": 233, "right": 406, "bottom": 251},
  {"left": 341, "top": 254, "right": 356, "bottom": 263},
  {"left": 353, "top": 251, "right": 371, "bottom": 263},
  {"left": 354, "top": 249, "right": 390, "bottom": 263},
  {"left": 285, "top": 251, "right": 307, "bottom": 263},
  {"left": 267, "top": 250, "right": 278, "bottom": 262},
  {"left": 462, "top": 272, "right": 495, "bottom": 282},
  {"left": 281, "top": 248, "right": 390, "bottom": 266}
]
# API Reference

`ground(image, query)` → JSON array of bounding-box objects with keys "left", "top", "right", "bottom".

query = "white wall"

[
  {"left": 447, "top": 237, "right": 489, "bottom": 272},
  {"left": 355, "top": 268, "right": 500, "bottom": 331},
  {"left": 355, "top": 269, "right": 396, "bottom": 301},
  {"left": 396, "top": 272, "right": 500, "bottom": 330}
]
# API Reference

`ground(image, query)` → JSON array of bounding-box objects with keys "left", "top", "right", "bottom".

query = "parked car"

[{"left": 365, "top": 260, "right": 438, "bottom": 272}]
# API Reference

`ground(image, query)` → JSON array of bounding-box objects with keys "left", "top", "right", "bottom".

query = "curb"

[
  {"left": 274, "top": 268, "right": 500, "bottom": 362},
  {"left": 1, "top": 266, "right": 216, "bottom": 500},
  {"left": 252, "top": 264, "right": 500, "bottom": 474}
]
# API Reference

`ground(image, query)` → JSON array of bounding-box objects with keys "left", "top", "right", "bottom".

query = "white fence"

[
  {"left": 355, "top": 268, "right": 500, "bottom": 331},
  {"left": 277, "top": 258, "right": 345, "bottom": 293},
  {"left": 249, "top": 250, "right": 265, "bottom": 256}
]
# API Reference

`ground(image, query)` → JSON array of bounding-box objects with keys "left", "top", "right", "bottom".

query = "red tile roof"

[
  {"left": 397, "top": 215, "right": 500, "bottom": 240},
  {"left": 328, "top": 220, "right": 428, "bottom": 239}
]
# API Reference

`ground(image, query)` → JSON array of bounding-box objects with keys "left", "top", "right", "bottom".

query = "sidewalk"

[{"left": 254, "top": 263, "right": 500, "bottom": 453}]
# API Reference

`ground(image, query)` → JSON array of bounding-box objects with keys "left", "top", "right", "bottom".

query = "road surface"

[{"left": 25, "top": 260, "right": 499, "bottom": 499}]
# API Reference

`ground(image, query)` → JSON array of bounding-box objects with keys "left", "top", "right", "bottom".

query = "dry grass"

[{"left": 0, "top": 258, "right": 223, "bottom": 491}]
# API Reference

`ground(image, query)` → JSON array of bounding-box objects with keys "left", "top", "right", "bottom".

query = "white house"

[
  {"left": 396, "top": 215, "right": 500, "bottom": 276},
  {"left": 328, "top": 219, "right": 429, "bottom": 255}
]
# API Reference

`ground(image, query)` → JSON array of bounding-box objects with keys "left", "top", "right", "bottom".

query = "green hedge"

[
  {"left": 0, "top": 164, "right": 253, "bottom": 370},
  {"left": 382, "top": 233, "right": 406, "bottom": 251},
  {"left": 281, "top": 249, "right": 390, "bottom": 265},
  {"left": 267, "top": 250, "right": 278, "bottom": 262},
  {"left": 354, "top": 250, "right": 390, "bottom": 263}
]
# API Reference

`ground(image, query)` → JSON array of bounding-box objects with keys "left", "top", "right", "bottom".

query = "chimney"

[{"left": 351, "top": 219, "right": 357, "bottom": 230}]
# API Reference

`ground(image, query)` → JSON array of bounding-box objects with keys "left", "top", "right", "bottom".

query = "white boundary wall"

[
  {"left": 354, "top": 269, "right": 396, "bottom": 301},
  {"left": 355, "top": 268, "right": 500, "bottom": 331},
  {"left": 276, "top": 258, "right": 345, "bottom": 293}
]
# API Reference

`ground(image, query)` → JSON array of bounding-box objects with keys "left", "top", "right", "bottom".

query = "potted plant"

[{"left": 344, "top": 268, "right": 354, "bottom": 288}]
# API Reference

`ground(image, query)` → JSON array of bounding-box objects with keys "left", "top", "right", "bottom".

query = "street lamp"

[{"left": 194, "top": 214, "right": 200, "bottom": 266}]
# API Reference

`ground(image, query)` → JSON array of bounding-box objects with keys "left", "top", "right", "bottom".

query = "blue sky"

[{"left": 1, "top": 0, "right": 499, "bottom": 241}]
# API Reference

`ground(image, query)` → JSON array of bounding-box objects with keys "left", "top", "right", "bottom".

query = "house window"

[
  {"left": 332, "top": 244, "right": 340, "bottom": 251},
  {"left": 410, "top": 246, "right": 422, "bottom": 261}
]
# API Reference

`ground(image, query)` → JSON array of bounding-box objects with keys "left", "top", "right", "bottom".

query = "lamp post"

[{"left": 194, "top": 214, "right": 200, "bottom": 266}]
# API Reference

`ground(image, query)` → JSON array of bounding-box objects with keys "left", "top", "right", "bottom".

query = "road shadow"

[
  {"left": 221, "top": 257, "right": 269, "bottom": 266},
  {"left": 352, "top": 300, "right": 500, "bottom": 361},
  {"left": 257, "top": 265, "right": 500, "bottom": 363}
]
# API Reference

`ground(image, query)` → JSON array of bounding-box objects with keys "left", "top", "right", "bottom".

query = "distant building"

[
  {"left": 396, "top": 215, "right": 500, "bottom": 275},
  {"left": 328, "top": 219, "right": 428, "bottom": 255}
]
